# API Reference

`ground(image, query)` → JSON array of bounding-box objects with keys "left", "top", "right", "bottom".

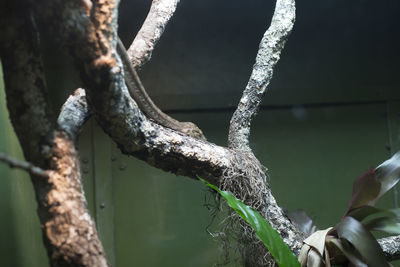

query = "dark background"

[
  {"left": 1, "top": 0, "right": 400, "bottom": 266},
  {"left": 118, "top": 0, "right": 400, "bottom": 110}
]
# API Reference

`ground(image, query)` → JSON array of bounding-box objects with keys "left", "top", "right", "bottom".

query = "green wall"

[
  {"left": 0, "top": 65, "right": 49, "bottom": 267},
  {"left": 110, "top": 104, "right": 398, "bottom": 266},
  {"left": 1, "top": 64, "right": 400, "bottom": 266}
]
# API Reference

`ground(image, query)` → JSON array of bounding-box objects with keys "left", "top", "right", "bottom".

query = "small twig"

[
  {"left": 127, "top": 0, "right": 180, "bottom": 68},
  {"left": 0, "top": 152, "right": 49, "bottom": 178}
]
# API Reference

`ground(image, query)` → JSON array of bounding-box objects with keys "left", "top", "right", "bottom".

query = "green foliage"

[
  {"left": 199, "top": 177, "right": 300, "bottom": 267},
  {"left": 200, "top": 153, "right": 400, "bottom": 266},
  {"left": 297, "top": 152, "right": 400, "bottom": 266},
  {"left": 335, "top": 216, "right": 389, "bottom": 266}
]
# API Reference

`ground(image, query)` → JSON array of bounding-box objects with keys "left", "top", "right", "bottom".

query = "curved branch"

[
  {"left": 9, "top": 0, "right": 400, "bottom": 264},
  {"left": 33, "top": 2, "right": 306, "bottom": 265},
  {"left": 117, "top": 39, "right": 206, "bottom": 140},
  {"left": 119, "top": 0, "right": 207, "bottom": 140},
  {"left": 228, "top": 0, "right": 296, "bottom": 151},
  {"left": 58, "top": 88, "right": 91, "bottom": 141},
  {"left": 34, "top": 0, "right": 221, "bottom": 180},
  {"left": 126, "top": 0, "right": 180, "bottom": 68}
]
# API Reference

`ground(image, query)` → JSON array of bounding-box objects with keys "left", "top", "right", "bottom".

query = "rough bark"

[
  {"left": 57, "top": 88, "right": 91, "bottom": 141},
  {"left": 0, "top": 1, "right": 53, "bottom": 163},
  {"left": 228, "top": 0, "right": 296, "bottom": 151},
  {"left": 29, "top": 0, "right": 305, "bottom": 265},
  {"left": 1, "top": 0, "right": 399, "bottom": 266},
  {"left": 379, "top": 235, "right": 400, "bottom": 261},
  {"left": 44, "top": 131, "right": 108, "bottom": 267},
  {"left": 126, "top": 0, "right": 181, "bottom": 69},
  {"left": 0, "top": 3, "right": 108, "bottom": 267}
]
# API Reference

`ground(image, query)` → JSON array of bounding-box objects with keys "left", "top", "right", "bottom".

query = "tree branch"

[
  {"left": 57, "top": 88, "right": 91, "bottom": 141},
  {"left": 126, "top": 0, "right": 180, "bottom": 69},
  {"left": 0, "top": 3, "right": 54, "bottom": 162},
  {"left": 0, "top": 152, "right": 49, "bottom": 178},
  {"left": 0, "top": 3, "right": 108, "bottom": 266},
  {"left": 3, "top": 0, "right": 400, "bottom": 265},
  {"left": 34, "top": 0, "right": 226, "bottom": 183},
  {"left": 33, "top": 1, "right": 306, "bottom": 265},
  {"left": 228, "top": 0, "right": 296, "bottom": 151},
  {"left": 44, "top": 131, "right": 109, "bottom": 267}
]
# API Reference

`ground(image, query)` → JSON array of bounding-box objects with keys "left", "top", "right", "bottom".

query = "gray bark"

[
  {"left": 1, "top": 0, "right": 399, "bottom": 266},
  {"left": 127, "top": 0, "right": 181, "bottom": 69},
  {"left": 228, "top": 0, "right": 296, "bottom": 152}
]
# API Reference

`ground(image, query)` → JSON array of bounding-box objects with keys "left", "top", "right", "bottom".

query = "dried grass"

[{"left": 206, "top": 151, "right": 277, "bottom": 267}]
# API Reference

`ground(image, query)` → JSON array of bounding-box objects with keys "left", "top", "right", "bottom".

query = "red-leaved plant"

[{"left": 293, "top": 152, "right": 400, "bottom": 266}]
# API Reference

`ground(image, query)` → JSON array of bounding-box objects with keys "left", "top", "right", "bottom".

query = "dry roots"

[{"left": 207, "top": 151, "right": 278, "bottom": 267}]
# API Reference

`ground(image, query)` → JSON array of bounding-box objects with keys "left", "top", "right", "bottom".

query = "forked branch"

[{"left": 6, "top": 0, "right": 398, "bottom": 265}]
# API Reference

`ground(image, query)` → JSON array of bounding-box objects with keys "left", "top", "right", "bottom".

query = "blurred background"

[{"left": 1, "top": 0, "right": 399, "bottom": 266}]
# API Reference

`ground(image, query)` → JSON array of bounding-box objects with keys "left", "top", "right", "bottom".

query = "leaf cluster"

[
  {"left": 297, "top": 152, "right": 400, "bottom": 266},
  {"left": 201, "top": 152, "right": 400, "bottom": 266}
]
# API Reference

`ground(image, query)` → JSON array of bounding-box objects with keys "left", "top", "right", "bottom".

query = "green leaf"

[
  {"left": 363, "top": 217, "right": 400, "bottom": 235},
  {"left": 375, "top": 152, "right": 400, "bottom": 199},
  {"left": 199, "top": 177, "right": 300, "bottom": 267},
  {"left": 335, "top": 216, "right": 389, "bottom": 267},
  {"left": 348, "top": 206, "right": 400, "bottom": 221}
]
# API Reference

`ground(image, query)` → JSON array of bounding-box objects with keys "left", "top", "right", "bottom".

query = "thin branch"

[
  {"left": 228, "top": 0, "right": 296, "bottom": 151},
  {"left": 0, "top": 152, "right": 49, "bottom": 178},
  {"left": 117, "top": 40, "right": 205, "bottom": 139},
  {"left": 126, "top": 0, "right": 180, "bottom": 69},
  {"left": 121, "top": 0, "right": 207, "bottom": 139},
  {"left": 57, "top": 88, "right": 91, "bottom": 141}
]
